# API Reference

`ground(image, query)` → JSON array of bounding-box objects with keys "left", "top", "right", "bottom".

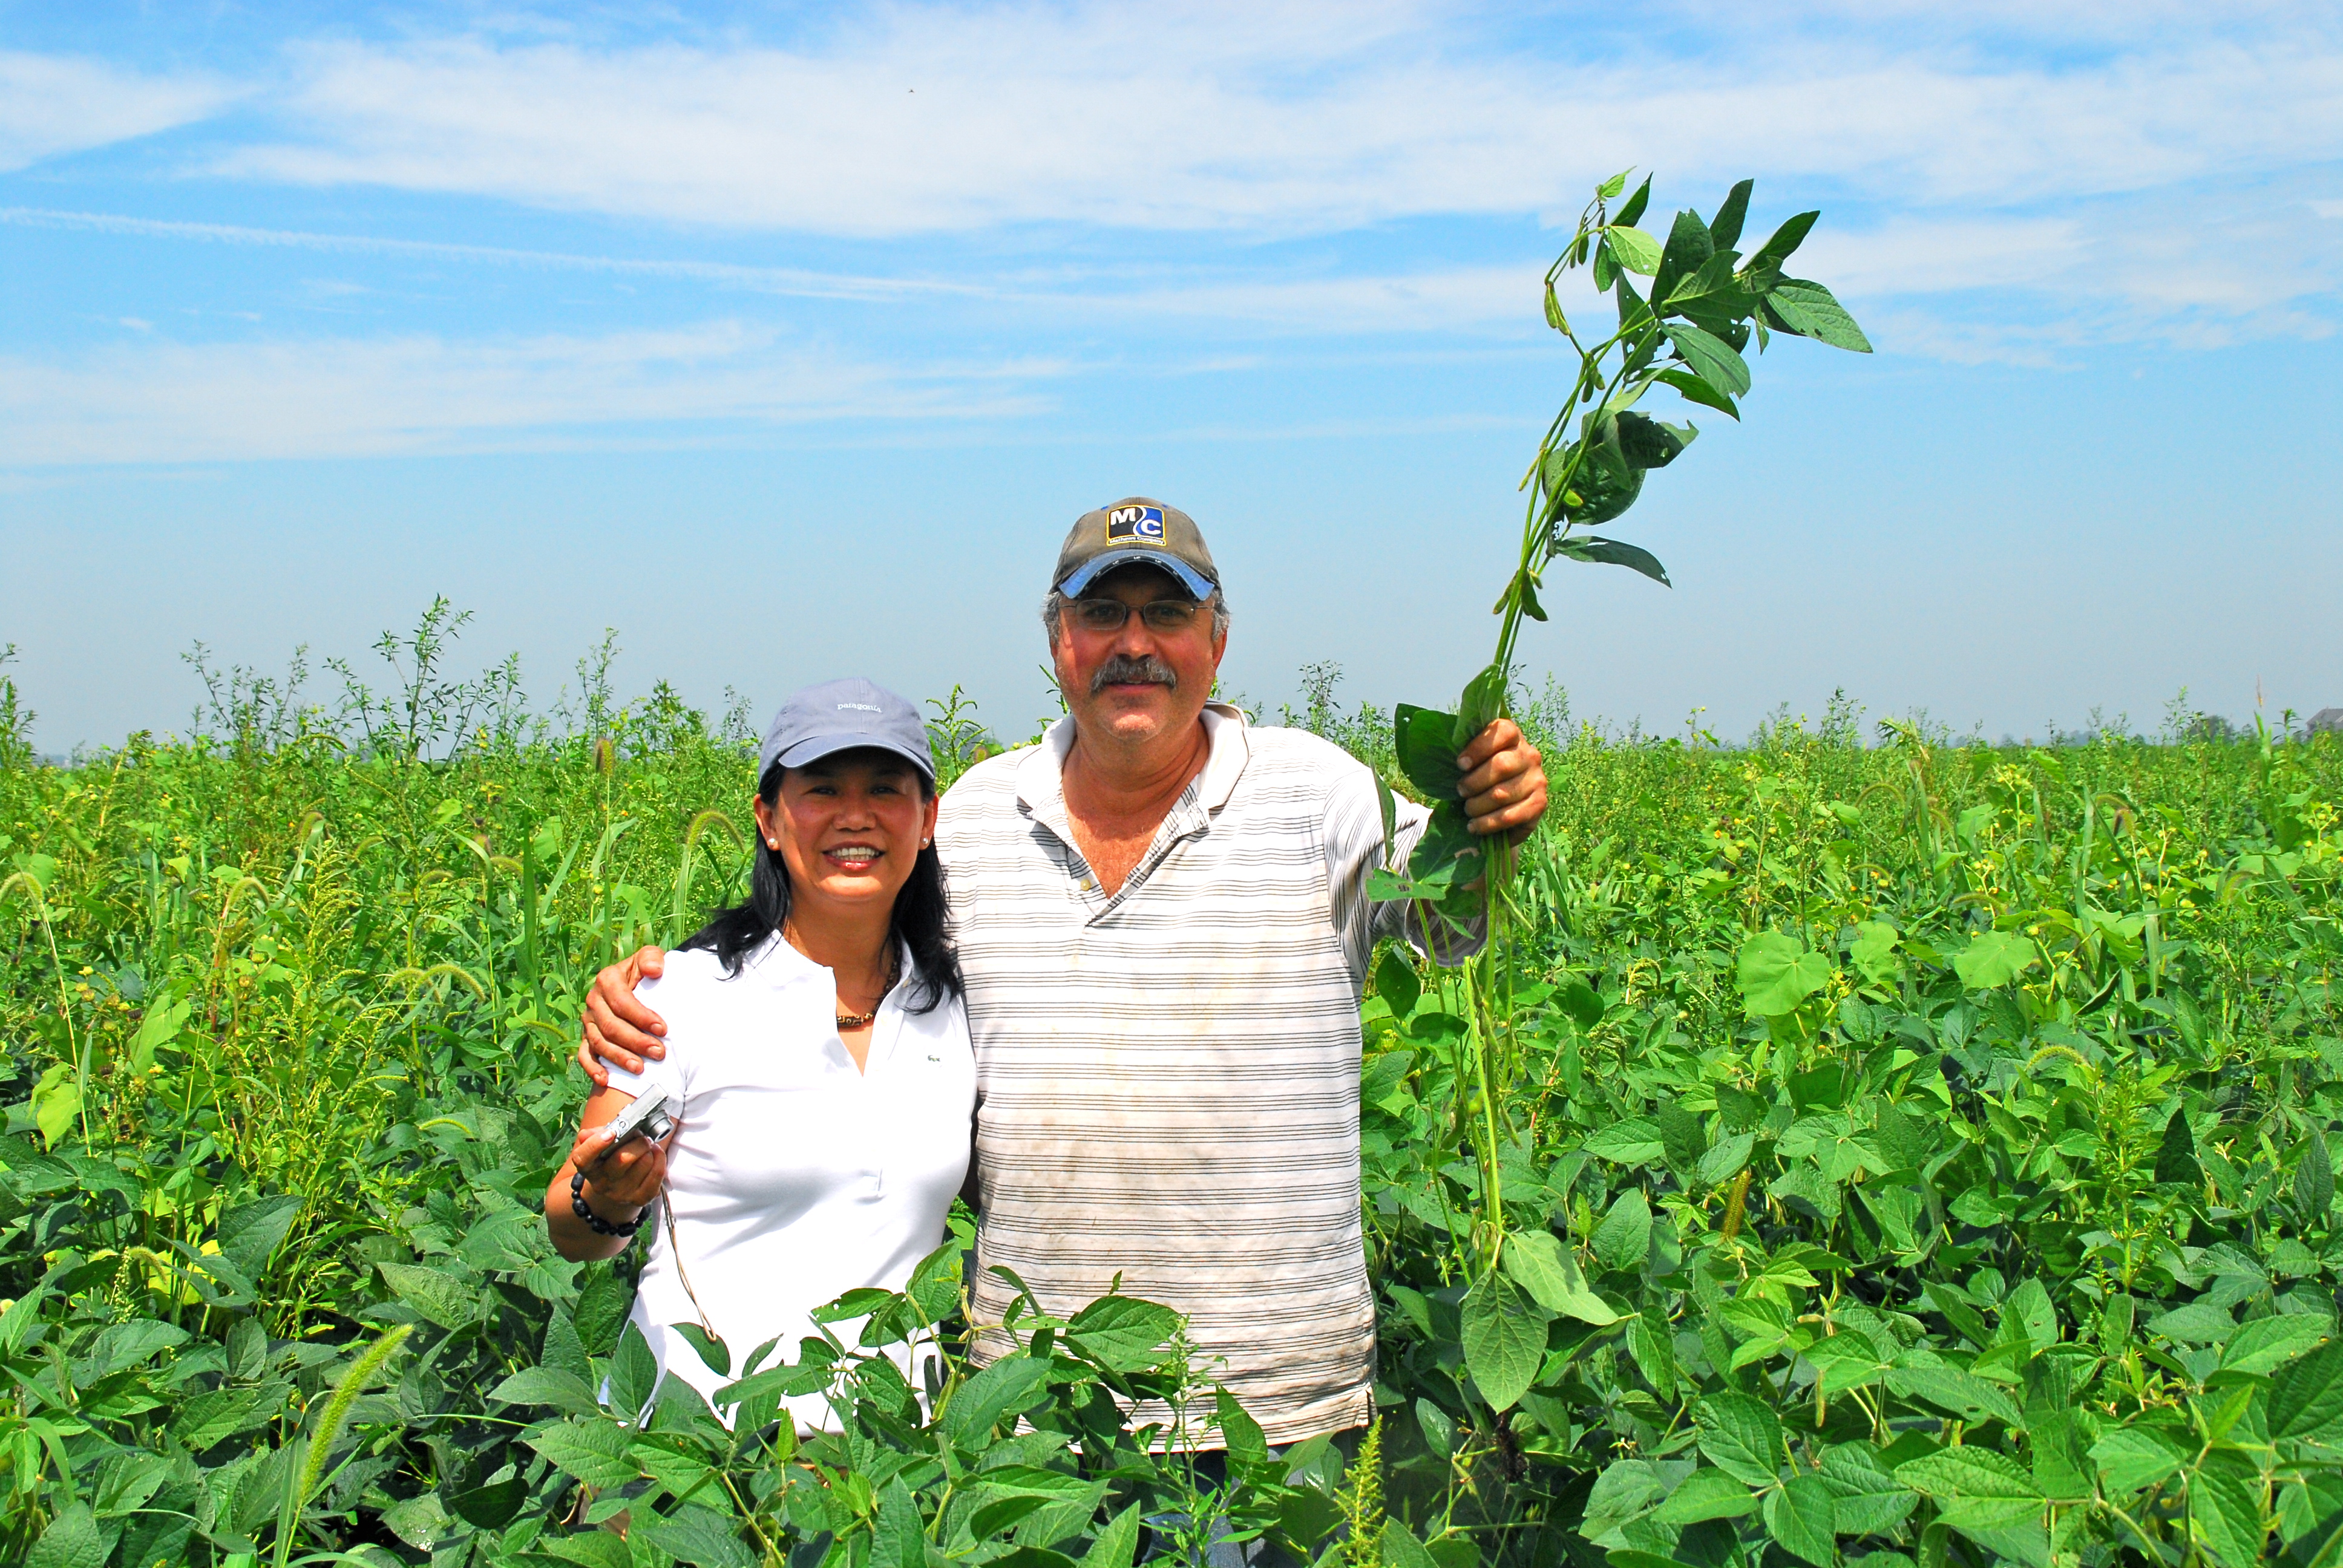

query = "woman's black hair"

[{"left": 683, "top": 756, "right": 963, "bottom": 1013}]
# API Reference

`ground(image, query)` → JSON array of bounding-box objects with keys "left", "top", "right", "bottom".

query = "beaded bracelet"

[{"left": 570, "top": 1169, "right": 646, "bottom": 1238}]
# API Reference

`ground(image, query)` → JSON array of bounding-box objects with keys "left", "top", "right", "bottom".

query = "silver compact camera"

[{"left": 603, "top": 1091, "right": 679, "bottom": 1147}]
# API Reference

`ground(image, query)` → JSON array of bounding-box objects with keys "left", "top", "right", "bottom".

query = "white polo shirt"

[
  {"left": 601, "top": 934, "right": 975, "bottom": 1429},
  {"left": 936, "top": 704, "right": 1467, "bottom": 1444}
]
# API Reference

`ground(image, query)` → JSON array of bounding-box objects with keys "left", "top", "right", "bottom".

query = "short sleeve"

[{"left": 599, "top": 976, "right": 687, "bottom": 1106}]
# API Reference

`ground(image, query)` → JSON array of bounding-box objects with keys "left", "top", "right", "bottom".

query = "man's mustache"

[{"left": 1091, "top": 655, "right": 1179, "bottom": 694}]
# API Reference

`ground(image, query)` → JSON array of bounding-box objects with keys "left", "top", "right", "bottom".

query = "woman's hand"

[
  {"left": 569, "top": 1117, "right": 673, "bottom": 1215},
  {"left": 545, "top": 1086, "right": 680, "bottom": 1261}
]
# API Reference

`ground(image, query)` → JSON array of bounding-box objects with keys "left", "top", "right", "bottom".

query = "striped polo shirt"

[{"left": 936, "top": 703, "right": 1467, "bottom": 1444}]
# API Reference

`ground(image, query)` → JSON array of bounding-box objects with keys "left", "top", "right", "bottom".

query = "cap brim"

[
  {"left": 773, "top": 733, "right": 936, "bottom": 782},
  {"left": 1056, "top": 550, "right": 1216, "bottom": 600}
]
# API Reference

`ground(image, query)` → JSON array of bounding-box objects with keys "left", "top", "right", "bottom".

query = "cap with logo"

[
  {"left": 1051, "top": 497, "right": 1219, "bottom": 601},
  {"left": 758, "top": 677, "right": 936, "bottom": 785}
]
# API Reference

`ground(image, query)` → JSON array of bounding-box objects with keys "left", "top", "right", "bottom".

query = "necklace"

[{"left": 788, "top": 925, "right": 900, "bottom": 1031}]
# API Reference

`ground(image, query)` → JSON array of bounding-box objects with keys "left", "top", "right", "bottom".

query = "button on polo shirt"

[
  {"left": 603, "top": 935, "right": 975, "bottom": 1429},
  {"left": 936, "top": 704, "right": 1472, "bottom": 1444}
]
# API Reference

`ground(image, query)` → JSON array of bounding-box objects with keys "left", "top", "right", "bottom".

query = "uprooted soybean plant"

[{"left": 2, "top": 187, "right": 2343, "bottom": 1568}]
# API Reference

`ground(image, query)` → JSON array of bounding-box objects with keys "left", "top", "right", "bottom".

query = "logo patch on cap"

[{"left": 1106, "top": 505, "right": 1165, "bottom": 544}]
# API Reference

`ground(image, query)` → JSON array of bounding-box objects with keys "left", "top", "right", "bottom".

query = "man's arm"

[{"left": 577, "top": 946, "right": 672, "bottom": 1085}]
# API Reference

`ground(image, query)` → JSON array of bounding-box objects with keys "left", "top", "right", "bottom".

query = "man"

[{"left": 580, "top": 497, "right": 1546, "bottom": 1445}]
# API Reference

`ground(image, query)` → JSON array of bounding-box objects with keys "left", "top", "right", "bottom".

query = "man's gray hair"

[{"left": 1043, "top": 587, "right": 1231, "bottom": 643}]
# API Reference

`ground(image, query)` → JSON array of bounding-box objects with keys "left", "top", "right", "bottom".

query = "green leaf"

[
  {"left": 1582, "top": 1117, "right": 1666, "bottom": 1166},
  {"left": 1738, "top": 932, "right": 1829, "bottom": 1017},
  {"left": 377, "top": 1261, "right": 479, "bottom": 1330},
  {"left": 1382, "top": 1521, "right": 1440, "bottom": 1568},
  {"left": 2271, "top": 1339, "right": 2343, "bottom": 1441},
  {"left": 1374, "top": 947, "right": 1421, "bottom": 1021},
  {"left": 30, "top": 1068, "right": 80, "bottom": 1149},
  {"left": 489, "top": 1366, "right": 602, "bottom": 1417},
  {"left": 128, "top": 995, "right": 191, "bottom": 1073},
  {"left": 1065, "top": 1296, "right": 1180, "bottom": 1372},
  {"left": 672, "top": 1322, "right": 730, "bottom": 1377},
  {"left": 1655, "top": 1468, "right": 1758, "bottom": 1524},
  {"left": 943, "top": 1354, "right": 1052, "bottom": 1445},
  {"left": 2155, "top": 1108, "right": 2204, "bottom": 1187},
  {"left": 1615, "top": 411, "right": 1697, "bottom": 469},
  {"left": 2091, "top": 1426, "right": 2189, "bottom": 1494},
  {"left": 27, "top": 1502, "right": 107, "bottom": 1568},
  {"left": 1766, "top": 1473, "right": 1839, "bottom": 1567},
  {"left": 2190, "top": 1449, "right": 2267, "bottom": 1568},
  {"left": 1952, "top": 930, "right": 2036, "bottom": 990},
  {"left": 1461, "top": 1270, "right": 1548, "bottom": 1411},
  {"left": 1665, "top": 322, "right": 1751, "bottom": 401},
  {"left": 1657, "top": 368, "right": 1740, "bottom": 420},
  {"left": 608, "top": 1322, "right": 658, "bottom": 1418},
  {"left": 1746, "top": 211, "right": 1820, "bottom": 274},
  {"left": 871, "top": 1478, "right": 925, "bottom": 1568},
  {"left": 1553, "top": 972, "right": 1602, "bottom": 1028},
  {"left": 1598, "top": 168, "right": 1631, "bottom": 200},
  {"left": 1709, "top": 180, "right": 1754, "bottom": 249},
  {"left": 1592, "top": 1189, "right": 1653, "bottom": 1274},
  {"left": 2223, "top": 1315, "right": 2330, "bottom": 1375},
  {"left": 1081, "top": 1504, "right": 1142, "bottom": 1568},
  {"left": 1394, "top": 705, "right": 1466, "bottom": 800},
  {"left": 527, "top": 1420, "right": 639, "bottom": 1491},
  {"left": 1616, "top": 176, "right": 1653, "bottom": 229},
  {"left": 1818, "top": 1443, "right": 1918, "bottom": 1535},
  {"left": 1697, "top": 1394, "right": 1784, "bottom": 1488},
  {"left": 1504, "top": 1229, "right": 1620, "bottom": 1324},
  {"left": 1896, "top": 1446, "right": 2041, "bottom": 1500},
  {"left": 218, "top": 1192, "right": 304, "bottom": 1276},
  {"left": 1554, "top": 536, "right": 1671, "bottom": 587},
  {"left": 2301, "top": 1132, "right": 2335, "bottom": 1221},
  {"left": 1605, "top": 226, "right": 1662, "bottom": 275},
  {"left": 1651, "top": 209, "right": 1717, "bottom": 310},
  {"left": 448, "top": 1475, "right": 529, "bottom": 1531},
  {"left": 1765, "top": 279, "right": 1872, "bottom": 353}
]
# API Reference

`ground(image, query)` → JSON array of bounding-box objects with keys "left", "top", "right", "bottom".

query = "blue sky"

[{"left": 4, "top": 1, "right": 2341, "bottom": 752}]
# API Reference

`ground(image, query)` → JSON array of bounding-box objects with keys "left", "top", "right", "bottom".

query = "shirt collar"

[{"left": 1015, "top": 702, "right": 1251, "bottom": 820}]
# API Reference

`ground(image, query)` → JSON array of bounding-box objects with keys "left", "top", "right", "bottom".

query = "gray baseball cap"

[
  {"left": 758, "top": 677, "right": 934, "bottom": 785},
  {"left": 1051, "top": 497, "right": 1219, "bottom": 600}
]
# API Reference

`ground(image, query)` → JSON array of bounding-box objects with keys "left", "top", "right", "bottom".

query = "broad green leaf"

[
  {"left": 942, "top": 1354, "right": 1052, "bottom": 1445},
  {"left": 1381, "top": 1521, "right": 1440, "bottom": 1568},
  {"left": 488, "top": 1366, "right": 602, "bottom": 1417},
  {"left": 1614, "top": 411, "right": 1697, "bottom": 469},
  {"left": 1656, "top": 1468, "right": 1758, "bottom": 1524},
  {"left": 27, "top": 1502, "right": 106, "bottom": 1568},
  {"left": 128, "top": 995, "right": 191, "bottom": 1073},
  {"left": 1065, "top": 1295, "right": 1181, "bottom": 1371},
  {"left": 30, "top": 1068, "right": 80, "bottom": 1150},
  {"left": 2149, "top": 1301, "right": 2237, "bottom": 1344},
  {"left": 1374, "top": 947, "right": 1421, "bottom": 1021},
  {"left": 1461, "top": 1270, "right": 1548, "bottom": 1411},
  {"left": 1657, "top": 368, "right": 1740, "bottom": 419},
  {"left": 1746, "top": 210, "right": 1821, "bottom": 273},
  {"left": 1697, "top": 1393, "right": 1784, "bottom": 1488},
  {"left": 1851, "top": 921, "right": 1901, "bottom": 984},
  {"left": 1765, "top": 279, "right": 1872, "bottom": 353},
  {"left": 1598, "top": 168, "right": 1631, "bottom": 200},
  {"left": 1083, "top": 1504, "right": 1143, "bottom": 1568},
  {"left": 1582, "top": 1116, "right": 1666, "bottom": 1166},
  {"left": 376, "top": 1261, "right": 479, "bottom": 1330},
  {"left": 2303, "top": 1131, "right": 2336, "bottom": 1221},
  {"left": 1696, "top": 1132, "right": 1755, "bottom": 1187},
  {"left": 1616, "top": 175, "right": 1652, "bottom": 228},
  {"left": 1393, "top": 704, "right": 1465, "bottom": 799},
  {"left": 1896, "top": 1446, "right": 2040, "bottom": 1500},
  {"left": 1553, "top": 972, "right": 1602, "bottom": 1027},
  {"left": 2091, "top": 1426, "right": 2188, "bottom": 1494},
  {"left": 635, "top": 1504, "right": 756, "bottom": 1567},
  {"left": 1766, "top": 1472, "right": 1839, "bottom": 1567},
  {"left": 1665, "top": 322, "right": 1752, "bottom": 398},
  {"left": 1652, "top": 209, "right": 1717, "bottom": 308},
  {"left": 871, "top": 1477, "right": 925, "bottom": 1568},
  {"left": 1505, "top": 1229, "right": 1620, "bottom": 1324},
  {"left": 1952, "top": 930, "right": 2036, "bottom": 990},
  {"left": 608, "top": 1322, "right": 658, "bottom": 1419},
  {"left": 1605, "top": 226, "right": 1662, "bottom": 275},
  {"left": 2223, "top": 1314, "right": 2330, "bottom": 1375},
  {"left": 1592, "top": 1189, "right": 1653, "bottom": 1274},
  {"left": 1709, "top": 179, "right": 1754, "bottom": 249},
  {"left": 2190, "top": 1449, "right": 2267, "bottom": 1568},
  {"left": 2270, "top": 1339, "right": 2343, "bottom": 1441},
  {"left": 527, "top": 1419, "right": 638, "bottom": 1490},
  {"left": 672, "top": 1322, "right": 730, "bottom": 1376},
  {"left": 1818, "top": 1443, "right": 1918, "bottom": 1535},
  {"left": 1555, "top": 536, "right": 1671, "bottom": 587},
  {"left": 1738, "top": 932, "right": 1829, "bottom": 1017}
]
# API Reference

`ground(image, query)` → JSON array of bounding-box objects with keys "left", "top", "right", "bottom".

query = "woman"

[{"left": 544, "top": 678, "right": 974, "bottom": 1429}]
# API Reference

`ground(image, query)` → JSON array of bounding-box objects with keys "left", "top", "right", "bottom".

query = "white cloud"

[
  {"left": 0, "top": 324, "right": 1062, "bottom": 465},
  {"left": 0, "top": 51, "right": 235, "bottom": 172},
  {"left": 208, "top": 6, "right": 2343, "bottom": 234}
]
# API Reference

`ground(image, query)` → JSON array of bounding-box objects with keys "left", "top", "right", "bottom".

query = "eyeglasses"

[{"left": 1068, "top": 598, "right": 1203, "bottom": 633}]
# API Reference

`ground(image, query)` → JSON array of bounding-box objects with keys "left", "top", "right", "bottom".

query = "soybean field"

[{"left": 2, "top": 629, "right": 2341, "bottom": 1568}]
